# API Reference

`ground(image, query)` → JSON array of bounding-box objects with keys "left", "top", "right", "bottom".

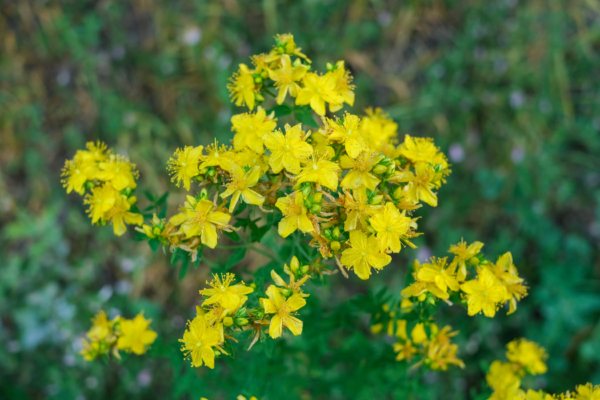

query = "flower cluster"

[
  {"left": 227, "top": 33, "right": 353, "bottom": 115},
  {"left": 79, "top": 311, "right": 157, "bottom": 361},
  {"left": 181, "top": 258, "right": 311, "bottom": 369},
  {"left": 485, "top": 338, "right": 599, "bottom": 400},
  {"left": 401, "top": 240, "right": 528, "bottom": 317},
  {"left": 62, "top": 142, "right": 143, "bottom": 236},
  {"left": 371, "top": 302, "right": 464, "bottom": 371}
]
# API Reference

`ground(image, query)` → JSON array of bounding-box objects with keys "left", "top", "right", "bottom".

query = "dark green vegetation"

[{"left": 1, "top": 1, "right": 599, "bottom": 399}]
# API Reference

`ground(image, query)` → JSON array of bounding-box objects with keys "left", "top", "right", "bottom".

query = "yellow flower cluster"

[
  {"left": 371, "top": 302, "right": 464, "bottom": 371},
  {"left": 485, "top": 338, "right": 599, "bottom": 400},
  {"left": 181, "top": 258, "right": 311, "bottom": 369},
  {"left": 62, "top": 142, "right": 143, "bottom": 236},
  {"left": 80, "top": 310, "right": 157, "bottom": 361},
  {"left": 227, "top": 33, "right": 353, "bottom": 115},
  {"left": 402, "top": 240, "right": 528, "bottom": 317}
]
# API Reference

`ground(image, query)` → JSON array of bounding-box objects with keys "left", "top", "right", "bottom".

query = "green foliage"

[{"left": 1, "top": 1, "right": 599, "bottom": 399}]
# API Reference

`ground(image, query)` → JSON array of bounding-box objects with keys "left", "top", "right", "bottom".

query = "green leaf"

[
  {"left": 144, "top": 191, "right": 156, "bottom": 202},
  {"left": 233, "top": 201, "right": 247, "bottom": 216},
  {"left": 224, "top": 230, "right": 242, "bottom": 242},
  {"left": 225, "top": 247, "right": 247, "bottom": 269},
  {"left": 294, "top": 105, "right": 319, "bottom": 128},
  {"left": 148, "top": 239, "right": 160, "bottom": 252},
  {"left": 178, "top": 261, "right": 189, "bottom": 280},
  {"left": 155, "top": 191, "right": 169, "bottom": 206},
  {"left": 250, "top": 223, "right": 271, "bottom": 242},
  {"left": 267, "top": 103, "right": 293, "bottom": 118},
  {"left": 222, "top": 338, "right": 235, "bottom": 359}
]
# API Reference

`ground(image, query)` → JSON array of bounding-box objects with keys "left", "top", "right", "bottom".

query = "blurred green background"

[{"left": 1, "top": 0, "right": 599, "bottom": 399}]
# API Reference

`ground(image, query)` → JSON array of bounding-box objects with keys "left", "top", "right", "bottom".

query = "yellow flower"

[
  {"left": 416, "top": 257, "right": 460, "bottom": 298},
  {"left": 231, "top": 107, "right": 277, "bottom": 154},
  {"left": 268, "top": 54, "right": 308, "bottom": 104},
  {"left": 324, "top": 113, "right": 367, "bottom": 158},
  {"left": 309, "top": 131, "right": 335, "bottom": 159},
  {"left": 399, "top": 135, "right": 442, "bottom": 164},
  {"left": 86, "top": 310, "right": 114, "bottom": 342},
  {"left": 169, "top": 197, "right": 231, "bottom": 248},
  {"left": 460, "top": 267, "right": 507, "bottom": 317},
  {"left": 167, "top": 145, "right": 204, "bottom": 191},
  {"left": 117, "top": 313, "right": 157, "bottom": 355},
  {"left": 179, "top": 315, "right": 222, "bottom": 368},
  {"left": 491, "top": 252, "right": 528, "bottom": 315},
  {"left": 574, "top": 383, "right": 600, "bottom": 400},
  {"left": 340, "top": 230, "right": 392, "bottom": 280},
  {"left": 220, "top": 165, "right": 265, "bottom": 212},
  {"left": 232, "top": 149, "right": 270, "bottom": 175},
  {"left": 260, "top": 285, "right": 306, "bottom": 338},
  {"left": 199, "top": 141, "right": 235, "bottom": 172},
  {"left": 393, "top": 340, "right": 418, "bottom": 362},
  {"left": 339, "top": 150, "right": 382, "bottom": 191},
  {"left": 401, "top": 280, "right": 450, "bottom": 300},
  {"left": 105, "top": 194, "right": 144, "bottom": 236},
  {"left": 266, "top": 33, "right": 310, "bottom": 63},
  {"left": 200, "top": 273, "right": 254, "bottom": 310},
  {"left": 506, "top": 339, "right": 548, "bottom": 375},
  {"left": 85, "top": 185, "right": 117, "bottom": 224},
  {"left": 296, "top": 153, "right": 341, "bottom": 191},
  {"left": 295, "top": 72, "right": 342, "bottom": 116},
  {"left": 362, "top": 108, "right": 398, "bottom": 152},
  {"left": 411, "top": 322, "right": 428, "bottom": 344},
  {"left": 448, "top": 239, "right": 484, "bottom": 281},
  {"left": 342, "top": 187, "right": 380, "bottom": 231},
  {"left": 327, "top": 61, "right": 355, "bottom": 111},
  {"left": 486, "top": 360, "right": 521, "bottom": 394},
  {"left": 275, "top": 191, "right": 314, "bottom": 238},
  {"left": 270, "top": 256, "right": 311, "bottom": 294},
  {"left": 395, "top": 162, "right": 439, "bottom": 207},
  {"left": 228, "top": 63, "right": 257, "bottom": 110},
  {"left": 369, "top": 202, "right": 412, "bottom": 252},
  {"left": 73, "top": 141, "right": 110, "bottom": 163},
  {"left": 263, "top": 123, "right": 313, "bottom": 174},
  {"left": 96, "top": 155, "right": 139, "bottom": 191},
  {"left": 61, "top": 159, "right": 98, "bottom": 195}
]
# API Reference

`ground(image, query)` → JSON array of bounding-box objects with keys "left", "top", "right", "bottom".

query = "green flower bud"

[
  {"left": 370, "top": 195, "right": 383, "bottom": 205},
  {"left": 326, "top": 62, "right": 333, "bottom": 71},
  {"left": 223, "top": 317, "right": 233, "bottom": 327},
  {"left": 372, "top": 165, "right": 388, "bottom": 175},
  {"left": 152, "top": 227, "right": 162, "bottom": 236},
  {"left": 261, "top": 71, "right": 269, "bottom": 79},
  {"left": 301, "top": 265, "right": 310, "bottom": 274},
  {"left": 235, "top": 318, "right": 249, "bottom": 326},
  {"left": 323, "top": 229, "right": 332, "bottom": 239},
  {"left": 255, "top": 93, "right": 265, "bottom": 102},
  {"left": 333, "top": 227, "right": 340, "bottom": 239},
  {"left": 310, "top": 204, "right": 321, "bottom": 213},
  {"left": 213, "top": 349, "right": 221, "bottom": 356},
  {"left": 254, "top": 76, "right": 263, "bottom": 84},
  {"left": 280, "top": 288, "right": 292, "bottom": 297},
  {"left": 467, "top": 257, "right": 480, "bottom": 266},
  {"left": 302, "top": 184, "right": 312, "bottom": 197},
  {"left": 193, "top": 175, "right": 204, "bottom": 182},
  {"left": 84, "top": 181, "right": 95, "bottom": 190},
  {"left": 199, "top": 168, "right": 209, "bottom": 174},
  {"left": 330, "top": 241, "right": 341, "bottom": 251}
]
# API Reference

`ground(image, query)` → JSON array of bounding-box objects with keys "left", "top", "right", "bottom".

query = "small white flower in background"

[
  {"left": 449, "top": 143, "right": 465, "bottom": 163},
  {"left": 510, "top": 146, "right": 525, "bottom": 164},
  {"left": 137, "top": 369, "right": 152, "bottom": 387},
  {"left": 182, "top": 26, "right": 201, "bottom": 46},
  {"left": 417, "top": 246, "right": 432, "bottom": 263}
]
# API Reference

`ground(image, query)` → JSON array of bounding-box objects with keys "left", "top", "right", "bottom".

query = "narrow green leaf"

[{"left": 225, "top": 247, "right": 247, "bottom": 269}]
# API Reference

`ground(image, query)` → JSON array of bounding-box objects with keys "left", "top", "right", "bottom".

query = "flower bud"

[
  {"left": 370, "top": 195, "right": 383, "bottom": 205},
  {"left": 84, "top": 181, "right": 95, "bottom": 190},
  {"left": 127, "top": 196, "right": 137, "bottom": 205},
  {"left": 427, "top": 296, "right": 436, "bottom": 306},
  {"left": 200, "top": 188, "right": 208, "bottom": 199},
  {"left": 223, "top": 317, "right": 233, "bottom": 327},
  {"left": 467, "top": 257, "right": 480, "bottom": 266},
  {"left": 310, "top": 204, "right": 321, "bottom": 213},
  {"left": 418, "top": 293, "right": 427, "bottom": 302},
  {"left": 330, "top": 241, "right": 341, "bottom": 251},
  {"left": 152, "top": 214, "right": 161, "bottom": 225},
  {"left": 254, "top": 76, "right": 263, "bottom": 84},
  {"left": 302, "top": 184, "right": 312, "bottom": 197},
  {"left": 326, "top": 62, "right": 333, "bottom": 71},
  {"left": 332, "top": 227, "right": 340, "bottom": 239},
  {"left": 301, "top": 265, "right": 310, "bottom": 274},
  {"left": 312, "top": 192, "right": 323, "bottom": 203},
  {"left": 392, "top": 187, "right": 403, "bottom": 200},
  {"left": 372, "top": 165, "right": 388, "bottom": 175},
  {"left": 123, "top": 187, "right": 133, "bottom": 197},
  {"left": 193, "top": 175, "right": 204, "bottom": 182},
  {"left": 235, "top": 318, "right": 249, "bottom": 326},
  {"left": 323, "top": 229, "right": 332, "bottom": 239},
  {"left": 280, "top": 288, "right": 292, "bottom": 297},
  {"left": 199, "top": 168, "right": 208, "bottom": 174},
  {"left": 261, "top": 70, "right": 269, "bottom": 79},
  {"left": 249, "top": 282, "right": 257, "bottom": 289},
  {"left": 152, "top": 227, "right": 162, "bottom": 236},
  {"left": 213, "top": 349, "right": 221, "bottom": 356},
  {"left": 207, "top": 168, "right": 216, "bottom": 177},
  {"left": 255, "top": 93, "right": 265, "bottom": 102}
]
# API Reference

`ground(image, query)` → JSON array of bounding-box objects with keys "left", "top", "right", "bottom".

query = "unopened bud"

[
  {"left": 427, "top": 297, "right": 436, "bottom": 305},
  {"left": 249, "top": 282, "right": 257, "bottom": 289},
  {"left": 213, "top": 349, "right": 221, "bottom": 356},
  {"left": 372, "top": 165, "right": 388, "bottom": 175},
  {"left": 418, "top": 293, "right": 427, "bottom": 302},
  {"left": 332, "top": 227, "right": 340, "bottom": 239},
  {"left": 323, "top": 229, "right": 332, "bottom": 239},
  {"left": 326, "top": 62, "right": 333, "bottom": 71},
  {"left": 330, "top": 241, "right": 341, "bottom": 251},
  {"left": 199, "top": 168, "right": 208, "bottom": 174},
  {"left": 261, "top": 70, "right": 268, "bottom": 79},
  {"left": 235, "top": 318, "right": 249, "bottom": 326},
  {"left": 301, "top": 265, "right": 310, "bottom": 274},
  {"left": 310, "top": 204, "right": 321, "bottom": 213},
  {"left": 193, "top": 175, "right": 204, "bottom": 182},
  {"left": 312, "top": 192, "right": 323, "bottom": 203},
  {"left": 223, "top": 317, "right": 233, "bottom": 327},
  {"left": 200, "top": 188, "right": 208, "bottom": 199},
  {"left": 254, "top": 76, "right": 263, "bottom": 83},
  {"left": 127, "top": 196, "right": 137, "bottom": 205},
  {"left": 280, "top": 288, "right": 292, "bottom": 297},
  {"left": 392, "top": 187, "right": 403, "bottom": 200},
  {"left": 123, "top": 187, "right": 133, "bottom": 197},
  {"left": 207, "top": 168, "right": 216, "bottom": 177},
  {"left": 302, "top": 185, "right": 312, "bottom": 197},
  {"left": 468, "top": 257, "right": 480, "bottom": 266},
  {"left": 255, "top": 93, "right": 265, "bottom": 102},
  {"left": 152, "top": 227, "right": 162, "bottom": 236},
  {"left": 370, "top": 195, "right": 383, "bottom": 205}
]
